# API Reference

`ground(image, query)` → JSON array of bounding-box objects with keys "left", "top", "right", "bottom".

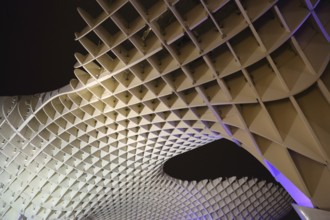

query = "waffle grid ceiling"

[{"left": 0, "top": 0, "right": 330, "bottom": 219}]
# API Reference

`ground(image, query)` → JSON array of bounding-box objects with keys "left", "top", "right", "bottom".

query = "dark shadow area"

[
  {"left": 0, "top": 0, "right": 84, "bottom": 95},
  {"left": 163, "top": 138, "right": 301, "bottom": 219},
  {"left": 163, "top": 138, "right": 275, "bottom": 182},
  {"left": 281, "top": 208, "right": 301, "bottom": 220}
]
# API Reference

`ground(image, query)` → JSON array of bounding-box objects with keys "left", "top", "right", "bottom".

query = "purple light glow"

[{"left": 264, "top": 160, "right": 314, "bottom": 208}]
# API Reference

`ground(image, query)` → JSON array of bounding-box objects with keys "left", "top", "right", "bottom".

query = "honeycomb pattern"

[{"left": 0, "top": 0, "right": 330, "bottom": 219}]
